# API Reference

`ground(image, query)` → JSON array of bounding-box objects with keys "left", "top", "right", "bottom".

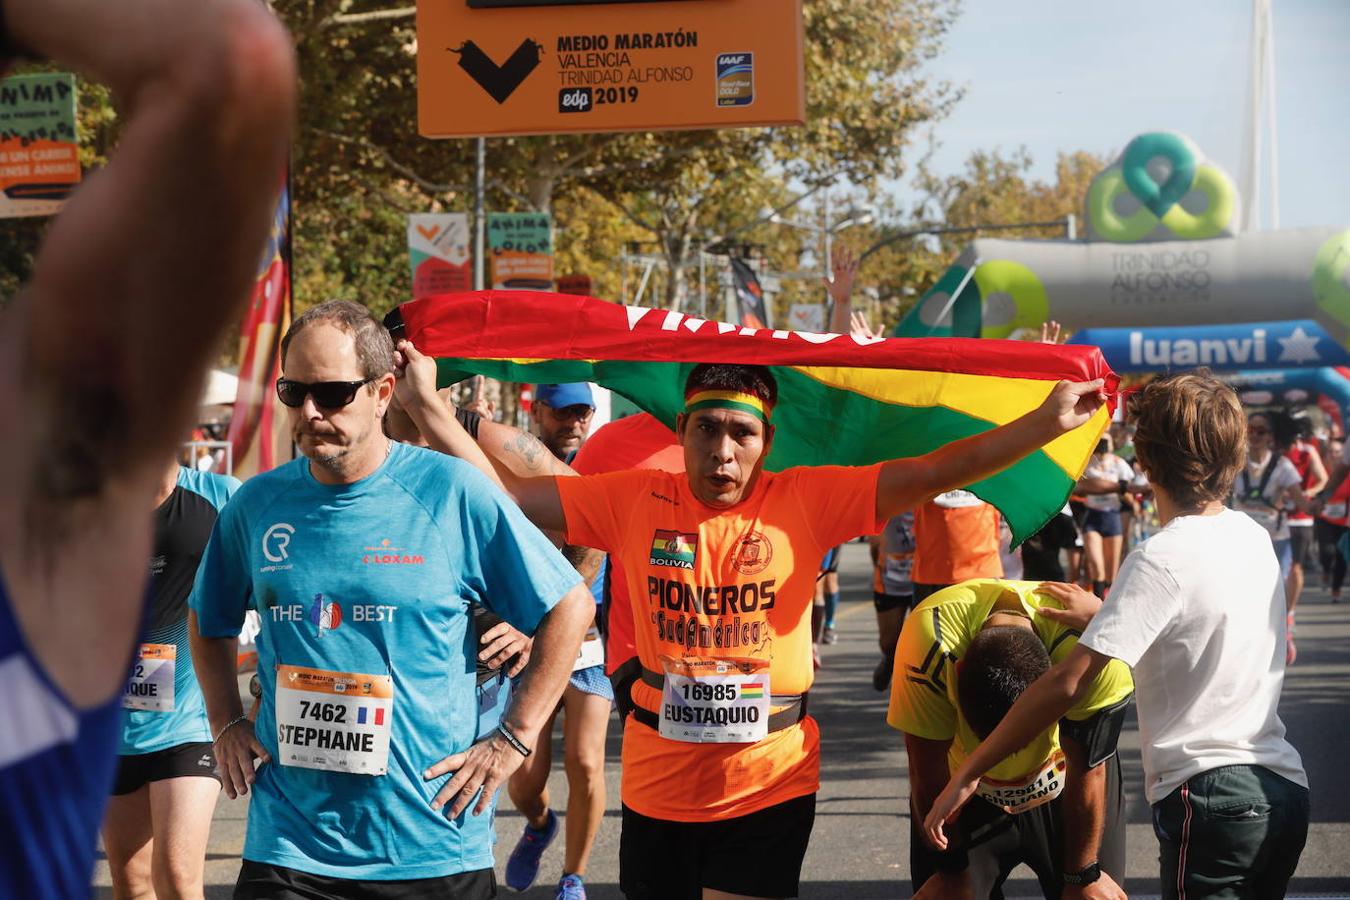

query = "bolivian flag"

[{"left": 385, "top": 292, "right": 1117, "bottom": 543}]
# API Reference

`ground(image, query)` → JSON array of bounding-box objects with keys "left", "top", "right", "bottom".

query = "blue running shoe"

[
  {"left": 505, "top": 809, "right": 557, "bottom": 891},
  {"left": 556, "top": 874, "right": 586, "bottom": 900}
]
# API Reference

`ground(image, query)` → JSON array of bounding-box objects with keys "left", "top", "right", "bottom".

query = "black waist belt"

[{"left": 629, "top": 666, "right": 809, "bottom": 734}]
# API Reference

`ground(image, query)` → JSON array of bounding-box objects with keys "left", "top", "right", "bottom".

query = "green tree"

[{"left": 853, "top": 147, "right": 1108, "bottom": 332}]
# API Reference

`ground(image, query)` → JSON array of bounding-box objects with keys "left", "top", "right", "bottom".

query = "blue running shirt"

[
  {"left": 121, "top": 467, "right": 239, "bottom": 755},
  {"left": 0, "top": 577, "right": 125, "bottom": 898},
  {"left": 190, "top": 442, "right": 580, "bottom": 880}
]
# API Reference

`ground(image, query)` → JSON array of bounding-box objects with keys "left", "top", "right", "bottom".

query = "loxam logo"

[{"left": 362, "top": 538, "right": 425, "bottom": 566}]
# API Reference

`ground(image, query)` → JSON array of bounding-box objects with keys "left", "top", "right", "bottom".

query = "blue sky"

[{"left": 893, "top": 0, "right": 1349, "bottom": 230}]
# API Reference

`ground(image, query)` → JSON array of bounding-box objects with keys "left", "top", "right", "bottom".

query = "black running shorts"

[
  {"left": 620, "top": 793, "right": 816, "bottom": 899},
  {"left": 234, "top": 860, "right": 497, "bottom": 900},
  {"left": 111, "top": 741, "right": 220, "bottom": 796},
  {"left": 873, "top": 591, "right": 913, "bottom": 613},
  {"left": 910, "top": 753, "right": 1125, "bottom": 897},
  {"left": 1289, "top": 524, "right": 1314, "bottom": 568}
]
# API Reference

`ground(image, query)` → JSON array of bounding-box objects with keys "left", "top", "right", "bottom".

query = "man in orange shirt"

[
  {"left": 912, "top": 491, "right": 1005, "bottom": 603},
  {"left": 394, "top": 347, "right": 1105, "bottom": 900}
]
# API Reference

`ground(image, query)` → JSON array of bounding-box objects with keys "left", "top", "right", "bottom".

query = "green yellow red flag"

[{"left": 386, "top": 291, "right": 1118, "bottom": 542}]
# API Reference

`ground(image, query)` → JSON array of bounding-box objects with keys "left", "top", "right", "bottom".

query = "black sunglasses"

[
  {"left": 276, "top": 377, "right": 374, "bottom": 409},
  {"left": 538, "top": 401, "right": 594, "bottom": 421}
]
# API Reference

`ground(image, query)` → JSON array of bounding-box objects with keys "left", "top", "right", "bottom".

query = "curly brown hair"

[{"left": 1129, "top": 370, "right": 1246, "bottom": 510}]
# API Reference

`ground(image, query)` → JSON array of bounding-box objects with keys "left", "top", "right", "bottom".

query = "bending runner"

[
  {"left": 889, "top": 579, "right": 1132, "bottom": 899},
  {"left": 104, "top": 462, "right": 239, "bottom": 899},
  {"left": 397, "top": 345, "right": 1106, "bottom": 900},
  {"left": 911, "top": 492, "right": 1004, "bottom": 603},
  {"left": 0, "top": 2, "right": 293, "bottom": 894},
  {"left": 926, "top": 372, "right": 1309, "bottom": 900},
  {"left": 191, "top": 302, "right": 593, "bottom": 898}
]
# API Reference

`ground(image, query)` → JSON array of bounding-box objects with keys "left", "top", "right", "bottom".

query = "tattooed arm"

[
  {"left": 562, "top": 543, "right": 604, "bottom": 589},
  {"left": 393, "top": 341, "right": 567, "bottom": 529}
]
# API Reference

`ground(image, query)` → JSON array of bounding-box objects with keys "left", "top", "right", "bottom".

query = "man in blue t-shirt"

[
  {"left": 191, "top": 301, "right": 593, "bottom": 898},
  {"left": 104, "top": 462, "right": 238, "bottom": 898}
]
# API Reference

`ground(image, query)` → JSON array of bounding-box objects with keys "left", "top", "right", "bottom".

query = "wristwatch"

[{"left": 1062, "top": 861, "right": 1102, "bottom": 885}]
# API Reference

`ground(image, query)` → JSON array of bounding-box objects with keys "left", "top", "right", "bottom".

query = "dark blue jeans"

[{"left": 1152, "top": 764, "right": 1309, "bottom": 899}]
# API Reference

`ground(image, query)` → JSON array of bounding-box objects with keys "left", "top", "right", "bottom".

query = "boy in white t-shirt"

[{"left": 923, "top": 371, "right": 1309, "bottom": 899}]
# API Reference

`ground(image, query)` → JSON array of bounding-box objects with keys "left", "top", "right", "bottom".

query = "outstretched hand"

[
  {"left": 1038, "top": 320, "right": 1064, "bottom": 345},
  {"left": 850, "top": 310, "right": 877, "bottom": 340},
  {"left": 823, "top": 245, "right": 859, "bottom": 308},
  {"left": 1036, "top": 582, "right": 1102, "bottom": 632},
  {"left": 1038, "top": 380, "right": 1109, "bottom": 434},
  {"left": 214, "top": 719, "right": 270, "bottom": 800},
  {"left": 922, "top": 772, "right": 981, "bottom": 852},
  {"left": 393, "top": 339, "right": 440, "bottom": 409}
]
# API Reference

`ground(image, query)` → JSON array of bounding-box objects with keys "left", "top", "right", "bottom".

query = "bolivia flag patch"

[
  {"left": 739, "top": 682, "right": 765, "bottom": 699},
  {"left": 650, "top": 530, "right": 698, "bottom": 570}
]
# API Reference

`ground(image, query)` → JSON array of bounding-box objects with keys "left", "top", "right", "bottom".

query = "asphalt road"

[{"left": 93, "top": 541, "right": 1350, "bottom": 898}]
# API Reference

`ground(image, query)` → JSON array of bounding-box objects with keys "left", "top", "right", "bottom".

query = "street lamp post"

[{"left": 769, "top": 191, "right": 875, "bottom": 278}]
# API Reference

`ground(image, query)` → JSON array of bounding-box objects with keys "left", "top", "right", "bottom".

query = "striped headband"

[{"left": 684, "top": 389, "right": 772, "bottom": 422}]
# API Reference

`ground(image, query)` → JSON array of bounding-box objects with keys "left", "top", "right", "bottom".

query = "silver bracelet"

[{"left": 213, "top": 715, "right": 249, "bottom": 744}]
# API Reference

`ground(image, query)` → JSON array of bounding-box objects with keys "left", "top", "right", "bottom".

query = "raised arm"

[
  {"left": 392, "top": 340, "right": 567, "bottom": 532},
  {"left": 876, "top": 380, "right": 1108, "bottom": 521},
  {"left": 8, "top": 0, "right": 296, "bottom": 501},
  {"left": 823, "top": 244, "right": 859, "bottom": 334}
]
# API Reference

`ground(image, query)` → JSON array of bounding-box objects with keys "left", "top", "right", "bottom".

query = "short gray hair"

[{"left": 280, "top": 300, "right": 395, "bottom": 380}]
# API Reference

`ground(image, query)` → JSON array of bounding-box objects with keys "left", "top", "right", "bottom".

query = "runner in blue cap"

[{"left": 508, "top": 381, "right": 613, "bottom": 900}]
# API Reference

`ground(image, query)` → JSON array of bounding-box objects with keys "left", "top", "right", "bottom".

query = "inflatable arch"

[
  {"left": 1223, "top": 367, "right": 1350, "bottom": 431},
  {"left": 896, "top": 132, "right": 1350, "bottom": 347}
]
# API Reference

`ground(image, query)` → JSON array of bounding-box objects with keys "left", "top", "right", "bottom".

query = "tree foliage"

[
  {"left": 850, "top": 147, "right": 1110, "bottom": 333},
  {"left": 2, "top": 2, "right": 1112, "bottom": 353}
]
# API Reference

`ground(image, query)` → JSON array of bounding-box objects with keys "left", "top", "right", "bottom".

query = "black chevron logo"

[
  {"left": 450, "top": 39, "right": 543, "bottom": 104},
  {"left": 906, "top": 608, "right": 956, "bottom": 698}
]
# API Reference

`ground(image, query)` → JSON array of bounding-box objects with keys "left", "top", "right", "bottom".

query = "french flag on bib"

[{"left": 357, "top": 705, "right": 385, "bottom": 726}]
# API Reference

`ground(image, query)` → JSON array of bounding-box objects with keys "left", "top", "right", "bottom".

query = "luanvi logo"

[{"left": 449, "top": 39, "right": 544, "bottom": 104}]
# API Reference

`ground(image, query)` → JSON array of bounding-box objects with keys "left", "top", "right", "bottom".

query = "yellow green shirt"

[{"left": 887, "top": 579, "right": 1134, "bottom": 790}]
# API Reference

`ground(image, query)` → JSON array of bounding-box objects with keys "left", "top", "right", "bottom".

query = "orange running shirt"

[
  {"left": 911, "top": 491, "right": 1003, "bottom": 585},
  {"left": 570, "top": 414, "right": 685, "bottom": 676},
  {"left": 557, "top": 464, "right": 885, "bottom": 822}
]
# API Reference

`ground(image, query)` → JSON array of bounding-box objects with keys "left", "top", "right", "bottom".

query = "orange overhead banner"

[{"left": 416, "top": 0, "right": 804, "bottom": 138}]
